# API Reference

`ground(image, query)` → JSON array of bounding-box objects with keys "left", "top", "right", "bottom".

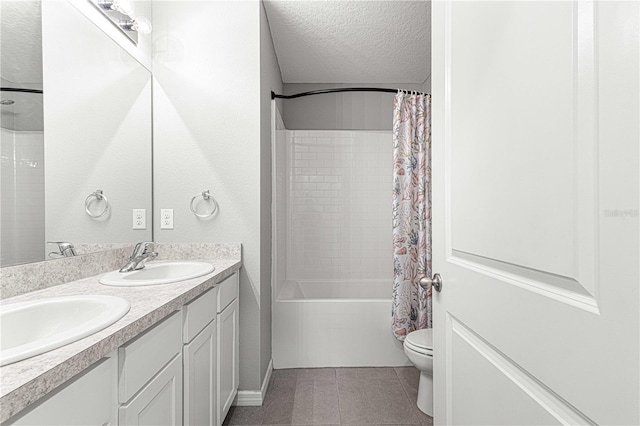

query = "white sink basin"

[
  {"left": 99, "top": 261, "right": 214, "bottom": 287},
  {"left": 0, "top": 295, "right": 130, "bottom": 366}
]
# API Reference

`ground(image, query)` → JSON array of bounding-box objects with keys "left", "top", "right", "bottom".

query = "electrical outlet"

[
  {"left": 133, "top": 209, "right": 146, "bottom": 229},
  {"left": 161, "top": 209, "right": 174, "bottom": 229}
]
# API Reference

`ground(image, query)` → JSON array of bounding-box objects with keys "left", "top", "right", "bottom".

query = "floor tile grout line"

[
  {"left": 336, "top": 369, "right": 344, "bottom": 425},
  {"left": 394, "top": 366, "right": 401, "bottom": 380},
  {"left": 397, "top": 376, "right": 428, "bottom": 426},
  {"left": 398, "top": 376, "right": 422, "bottom": 426},
  {"left": 229, "top": 368, "right": 424, "bottom": 426}
]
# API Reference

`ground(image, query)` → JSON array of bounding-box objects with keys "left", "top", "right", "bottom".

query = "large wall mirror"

[{"left": 0, "top": 0, "right": 152, "bottom": 267}]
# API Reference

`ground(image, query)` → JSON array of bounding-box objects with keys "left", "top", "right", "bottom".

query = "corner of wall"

[
  {"left": 259, "top": 0, "right": 283, "bottom": 384},
  {"left": 422, "top": 74, "right": 432, "bottom": 93}
]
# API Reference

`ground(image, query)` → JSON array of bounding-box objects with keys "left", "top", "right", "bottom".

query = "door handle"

[{"left": 420, "top": 273, "right": 443, "bottom": 292}]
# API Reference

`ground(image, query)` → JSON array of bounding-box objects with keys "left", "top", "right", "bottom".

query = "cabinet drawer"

[
  {"left": 216, "top": 273, "right": 238, "bottom": 314},
  {"left": 119, "top": 312, "right": 181, "bottom": 403},
  {"left": 183, "top": 286, "right": 217, "bottom": 344}
]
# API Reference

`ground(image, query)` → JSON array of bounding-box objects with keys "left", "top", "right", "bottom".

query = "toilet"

[{"left": 403, "top": 328, "right": 433, "bottom": 416}]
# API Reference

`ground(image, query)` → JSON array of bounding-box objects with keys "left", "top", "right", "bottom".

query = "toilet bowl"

[{"left": 403, "top": 328, "right": 433, "bottom": 416}]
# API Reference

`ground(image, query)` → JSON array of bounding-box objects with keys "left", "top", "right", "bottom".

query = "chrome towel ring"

[
  {"left": 190, "top": 189, "right": 218, "bottom": 219},
  {"left": 85, "top": 189, "right": 109, "bottom": 218}
]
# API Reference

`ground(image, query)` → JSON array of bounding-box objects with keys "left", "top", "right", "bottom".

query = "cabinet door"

[
  {"left": 184, "top": 319, "right": 217, "bottom": 426},
  {"left": 217, "top": 298, "right": 238, "bottom": 426},
  {"left": 3, "top": 355, "right": 117, "bottom": 426},
  {"left": 119, "top": 354, "right": 183, "bottom": 426}
]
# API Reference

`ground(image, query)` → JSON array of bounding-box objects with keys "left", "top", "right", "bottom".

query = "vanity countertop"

[{"left": 0, "top": 257, "right": 241, "bottom": 423}]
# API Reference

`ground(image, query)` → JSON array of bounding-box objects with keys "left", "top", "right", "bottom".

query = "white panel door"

[{"left": 431, "top": 1, "right": 639, "bottom": 425}]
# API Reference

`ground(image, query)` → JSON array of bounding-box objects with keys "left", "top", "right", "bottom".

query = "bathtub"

[{"left": 272, "top": 280, "right": 411, "bottom": 368}]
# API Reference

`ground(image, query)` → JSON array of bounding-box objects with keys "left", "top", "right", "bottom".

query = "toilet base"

[{"left": 416, "top": 371, "right": 433, "bottom": 417}]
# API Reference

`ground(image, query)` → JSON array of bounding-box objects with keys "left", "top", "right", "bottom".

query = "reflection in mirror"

[
  {"left": 0, "top": 0, "right": 152, "bottom": 268},
  {"left": 1, "top": 1, "right": 45, "bottom": 266}
]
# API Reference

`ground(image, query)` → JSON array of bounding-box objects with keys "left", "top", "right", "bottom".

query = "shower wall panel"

[
  {"left": 285, "top": 130, "right": 393, "bottom": 282},
  {"left": 0, "top": 128, "right": 45, "bottom": 266}
]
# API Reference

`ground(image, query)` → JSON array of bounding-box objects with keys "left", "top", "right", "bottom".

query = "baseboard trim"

[
  {"left": 233, "top": 359, "right": 273, "bottom": 406},
  {"left": 261, "top": 358, "right": 274, "bottom": 397},
  {"left": 233, "top": 390, "right": 262, "bottom": 406}
]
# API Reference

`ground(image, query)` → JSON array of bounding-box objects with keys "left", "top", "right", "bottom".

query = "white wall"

[
  {"left": 0, "top": 129, "right": 45, "bottom": 266},
  {"left": 42, "top": 0, "right": 152, "bottom": 246},
  {"left": 260, "top": 1, "right": 283, "bottom": 383},
  {"left": 282, "top": 83, "right": 427, "bottom": 130},
  {"left": 153, "top": 0, "right": 282, "bottom": 391},
  {"left": 273, "top": 105, "right": 287, "bottom": 298}
]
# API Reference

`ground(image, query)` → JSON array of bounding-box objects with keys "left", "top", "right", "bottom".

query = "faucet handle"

[
  {"left": 48, "top": 241, "right": 68, "bottom": 248},
  {"left": 47, "top": 241, "right": 77, "bottom": 257},
  {"left": 131, "top": 241, "right": 155, "bottom": 257}
]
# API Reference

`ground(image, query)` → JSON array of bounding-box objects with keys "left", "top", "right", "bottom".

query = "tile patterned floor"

[{"left": 223, "top": 367, "right": 434, "bottom": 426}]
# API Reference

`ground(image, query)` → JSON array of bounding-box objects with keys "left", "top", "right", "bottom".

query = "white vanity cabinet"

[
  {"left": 216, "top": 273, "right": 239, "bottom": 426},
  {"left": 183, "top": 272, "right": 239, "bottom": 426},
  {"left": 182, "top": 287, "right": 217, "bottom": 426},
  {"left": 3, "top": 355, "right": 118, "bottom": 426},
  {"left": 118, "top": 312, "right": 183, "bottom": 426},
  {"left": 2, "top": 271, "right": 240, "bottom": 426},
  {"left": 119, "top": 355, "right": 183, "bottom": 425}
]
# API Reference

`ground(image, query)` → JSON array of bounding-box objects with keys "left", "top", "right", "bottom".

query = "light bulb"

[
  {"left": 132, "top": 16, "right": 152, "bottom": 34},
  {"left": 112, "top": 0, "right": 135, "bottom": 17}
]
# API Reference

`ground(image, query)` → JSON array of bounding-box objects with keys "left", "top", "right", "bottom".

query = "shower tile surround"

[
  {"left": 0, "top": 243, "right": 241, "bottom": 422},
  {"left": 0, "top": 129, "right": 45, "bottom": 267},
  {"left": 285, "top": 130, "right": 392, "bottom": 281}
]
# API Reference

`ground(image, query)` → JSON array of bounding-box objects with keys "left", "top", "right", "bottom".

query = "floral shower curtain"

[{"left": 391, "top": 91, "right": 432, "bottom": 340}]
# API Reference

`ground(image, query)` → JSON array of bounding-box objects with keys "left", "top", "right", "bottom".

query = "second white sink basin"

[
  {"left": 0, "top": 295, "right": 130, "bottom": 366},
  {"left": 99, "top": 261, "right": 215, "bottom": 287}
]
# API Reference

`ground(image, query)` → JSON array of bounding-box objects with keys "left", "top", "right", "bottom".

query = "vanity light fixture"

[
  {"left": 119, "top": 16, "right": 152, "bottom": 34},
  {"left": 98, "top": 0, "right": 135, "bottom": 17},
  {"left": 91, "top": 0, "right": 152, "bottom": 45}
]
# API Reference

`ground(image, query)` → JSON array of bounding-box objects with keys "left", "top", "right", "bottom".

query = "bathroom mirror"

[{"left": 0, "top": 0, "right": 152, "bottom": 267}]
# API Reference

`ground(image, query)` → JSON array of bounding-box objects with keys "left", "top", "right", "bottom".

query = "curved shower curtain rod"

[
  {"left": 1, "top": 87, "right": 43, "bottom": 94},
  {"left": 271, "top": 87, "right": 429, "bottom": 100}
]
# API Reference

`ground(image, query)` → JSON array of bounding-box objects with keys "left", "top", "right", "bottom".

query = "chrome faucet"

[
  {"left": 47, "top": 241, "right": 77, "bottom": 258},
  {"left": 120, "top": 242, "right": 158, "bottom": 273}
]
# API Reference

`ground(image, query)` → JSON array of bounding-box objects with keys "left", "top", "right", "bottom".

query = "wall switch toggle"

[
  {"left": 133, "top": 209, "right": 146, "bottom": 229},
  {"left": 161, "top": 209, "right": 174, "bottom": 229}
]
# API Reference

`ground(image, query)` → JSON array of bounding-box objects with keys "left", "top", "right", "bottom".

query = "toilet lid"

[{"left": 405, "top": 329, "right": 433, "bottom": 352}]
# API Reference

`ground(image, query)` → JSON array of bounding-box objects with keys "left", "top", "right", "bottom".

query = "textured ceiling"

[
  {"left": 1, "top": 1, "right": 43, "bottom": 131},
  {"left": 263, "top": 0, "right": 430, "bottom": 84},
  {"left": 1, "top": 1, "right": 43, "bottom": 86}
]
